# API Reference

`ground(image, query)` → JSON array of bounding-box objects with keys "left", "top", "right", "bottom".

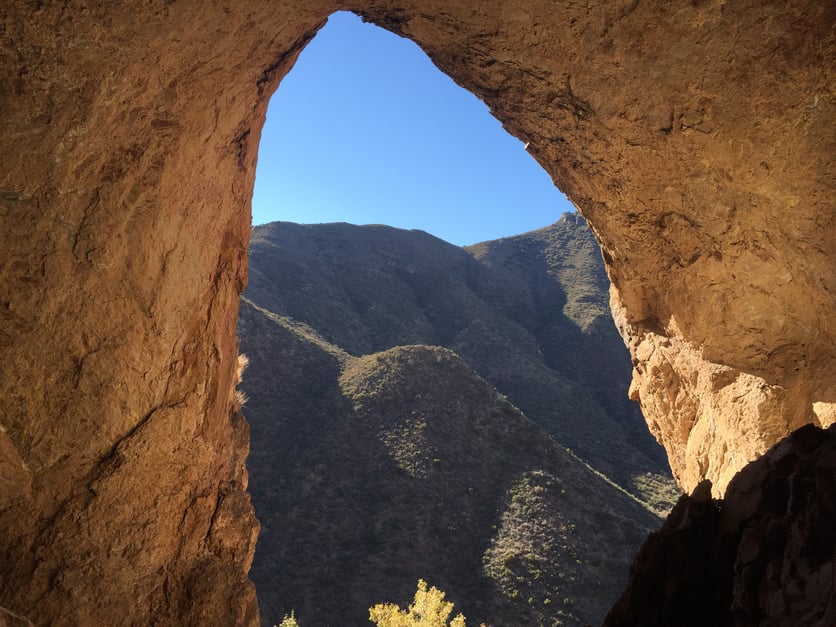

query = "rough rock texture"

[
  {"left": 0, "top": 607, "right": 33, "bottom": 627},
  {"left": 604, "top": 424, "right": 836, "bottom": 627},
  {"left": 1, "top": 0, "right": 833, "bottom": 623}
]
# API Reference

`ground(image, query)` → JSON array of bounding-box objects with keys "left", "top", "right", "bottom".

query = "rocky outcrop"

[
  {"left": 604, "top": 424, "right": 836, "bottom": 627},
  {"left": 1, "top": 0, "right": 832, "bottom": 622},
  {"left": 613, "top": 318, "right": 825, "bottom": 496}
]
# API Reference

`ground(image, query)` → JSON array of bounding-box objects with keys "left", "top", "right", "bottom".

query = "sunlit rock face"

[{"left": 0, "top": 0, "right": 832, "bottom": 623}]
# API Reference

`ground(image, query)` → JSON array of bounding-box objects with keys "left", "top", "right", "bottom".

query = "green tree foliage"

[
  {"left": 278, "top": 611, "right": 299, "bottom": 627},
  {"left": 369, "top": 580, "right": 468, "bottom": 627}
]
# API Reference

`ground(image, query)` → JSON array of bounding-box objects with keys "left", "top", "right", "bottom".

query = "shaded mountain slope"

[
  {"left": 238, "top": 299, "right": 661, "bottom": 626},
  {"left": 244, "top": 217, "right": 678, "bottom": 511}
]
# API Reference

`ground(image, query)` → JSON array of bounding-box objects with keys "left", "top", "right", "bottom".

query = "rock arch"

[{"left": 0, "top": 1, "right": 832, "bottom": 623}]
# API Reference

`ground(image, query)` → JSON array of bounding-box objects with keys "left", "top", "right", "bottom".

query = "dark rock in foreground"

[{"left": 605, "top": 424, "right": 836, "bottom": 627}]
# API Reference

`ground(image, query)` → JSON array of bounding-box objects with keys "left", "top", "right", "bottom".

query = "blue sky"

[{"left": 252, "top": 11, "right": 574, "bottom": 247}]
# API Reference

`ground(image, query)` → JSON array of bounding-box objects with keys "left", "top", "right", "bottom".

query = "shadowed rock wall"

[
  {"left": 1, "top": 0, "right": 833, "bottom": 623},
  {"left": 605, "top": 424, "right": 836, "bottom": 627}
]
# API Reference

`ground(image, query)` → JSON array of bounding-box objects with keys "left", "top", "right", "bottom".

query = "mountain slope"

[
  {"left": 238, "top": 299, "right": 661, "bottom": 626},
  {"left": 244, "top": 217, "right": 678, "bottom": 511}
]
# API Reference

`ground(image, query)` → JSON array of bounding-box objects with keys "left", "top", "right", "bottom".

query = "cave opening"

[
  {"left": 251, "top": 11, "right": 575, "bottom": 245},
  {"left": 239, "top": 10, "right": 676, "bottom": 627},
  {"left": 1, "top": 3, "right": 831, "bottom": 625}
]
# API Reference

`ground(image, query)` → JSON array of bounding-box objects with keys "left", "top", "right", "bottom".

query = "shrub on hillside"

[{"left": 369, "top": 580, "right": 483, "bottom": 627}]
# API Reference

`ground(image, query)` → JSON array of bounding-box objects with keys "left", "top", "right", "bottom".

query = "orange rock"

[{"left": 0, "top": 0, "right": 832, "bottom": 623}]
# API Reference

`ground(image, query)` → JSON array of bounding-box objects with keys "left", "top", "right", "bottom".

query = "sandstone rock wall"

[
  {"left": 0, "top": 2, "right": 331, "bottom": 623},
  {"left": 1, "top": 0, "right": 833, "bottom": 622}
]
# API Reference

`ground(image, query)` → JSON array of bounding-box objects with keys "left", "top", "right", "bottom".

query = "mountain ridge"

[
  {"left": 239, "top": 300, "right": 662, "bottom": 625},
  {"left": 238, "top": 216, "right": 679, "bottom": 625},
  {"left": 244, "top": 216, "right": 678, "bottom": 511}
]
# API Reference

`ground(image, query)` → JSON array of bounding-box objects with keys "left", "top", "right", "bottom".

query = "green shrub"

[
  {"left": 278, "top": 611, "right": 299, "bottom": 627},
  {"left": 369, "top": 580, "right": 473, "bottom": 627}
]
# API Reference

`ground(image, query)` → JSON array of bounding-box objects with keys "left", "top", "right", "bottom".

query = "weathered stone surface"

[
  {"left": 604, "top": 424, "right": 836, "bottom": 627},
  {"left": 0, "top": 607, "right": 33, "bottom": 627},
  {"left": 1, "top": 0, "right": 833, "bottom": 622}
]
